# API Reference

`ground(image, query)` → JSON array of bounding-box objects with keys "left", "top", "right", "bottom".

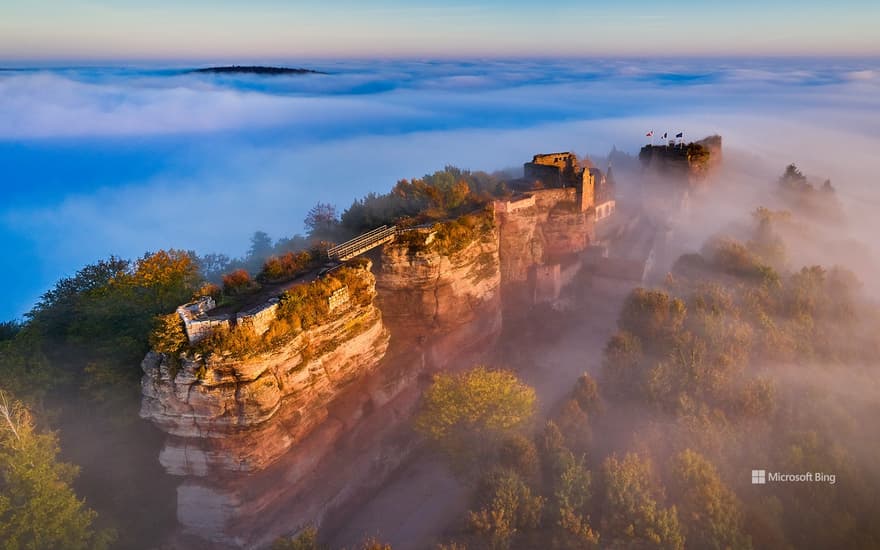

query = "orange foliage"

[
  {"left": 222, "top": 269, "right": 253, "bottom": 294},
  {"left": 260, "top": 251, "right": 314, "bottom": 282}
]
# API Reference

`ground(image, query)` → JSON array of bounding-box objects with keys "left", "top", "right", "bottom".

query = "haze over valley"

[{"left": 2, "top": 2, "right": 880, "bottom": 550}]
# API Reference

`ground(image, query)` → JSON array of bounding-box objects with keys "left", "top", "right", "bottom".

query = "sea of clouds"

[{"left": 2, "top": 58, "right": 879, "bottom": 318}]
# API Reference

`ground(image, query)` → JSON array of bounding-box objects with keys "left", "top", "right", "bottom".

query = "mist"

[{"left": 3, "top": 57, "right": 880, "bottom": 319}]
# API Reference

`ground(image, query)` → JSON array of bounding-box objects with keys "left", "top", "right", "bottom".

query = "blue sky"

[
  {"left": 1, "top": 2, "right": 880, "bottom": 319},
  {"left": 1, "top": 1, "right": 879, "bottom": 60},
  {"left": 2, "top": 58, "right": 880, "bottom": 320}
]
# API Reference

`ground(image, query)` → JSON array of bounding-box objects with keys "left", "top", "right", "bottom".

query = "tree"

[
  {"left": 0, "top": 391, "right": 114, "bottom": 550},
  {"left": 198, "top": 252, "right": 232, "bottom": 283},
  {"left": 304, "top": 203, "right": 340, "bottom": 240},
  {"left": 0, "top": 322, "right": 20, "bottom": 342},
  {"left": 778, "top": 164, "right": 808, "bottom": 190},
  {"left": 619, "top": 289, "right": 686, "bottom": 351},
  {"left": 572, "top": 373, "right": 602, "bottom": 417},
  {"left": 601, "top": 331, "right": 644, "bottom": 399},
  {"left": 553, "top": 451, "right": 598, "bottom": 546},
  {"left": 498, "top": 434, "right": 540, "bottom": 484},
  {"left": 272, "top": 526, "right": 323, "bottom": 550},
  {"left": 468, "top": 468, "right": 544, "bottom": 550},
  {"left": 667, "top": 450, "right": 751, "bottom": 550},
  {"left": 223, "top": 269, "right": 256, "bottom": 295},
  {"left": 415, "top": 367, "right": 536, "bottom": 468},
  {"left": 248, "top": 231, "right": 274, "bottom": 263},
  {"left": 599, "top": 453, "right": 684, "bottom": 550}
]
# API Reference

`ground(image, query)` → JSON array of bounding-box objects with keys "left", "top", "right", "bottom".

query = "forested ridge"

[{"left": 2, "top": 163, "right": 878, "bottom": 549}]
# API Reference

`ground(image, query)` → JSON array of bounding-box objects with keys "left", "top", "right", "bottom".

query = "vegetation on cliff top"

[{"left": 193, "top": 260, "right": 374, "bottom": 361}]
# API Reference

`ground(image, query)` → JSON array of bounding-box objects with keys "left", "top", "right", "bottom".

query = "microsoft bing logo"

[{"left": 752, "top": 469, "right": 766, "bottom": 484}]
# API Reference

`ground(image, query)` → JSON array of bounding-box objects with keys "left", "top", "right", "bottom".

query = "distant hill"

[{"left": 189, "top": 65, "right": 326, "bottom": 75}]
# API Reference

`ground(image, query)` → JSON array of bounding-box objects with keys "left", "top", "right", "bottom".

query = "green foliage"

[
  {"left": 303, "top": 202, "right": 340, "bottom": 241},
  {"left": 701, "top": 237, "right": 774, "bottom": 282},
  {"left": 667, "top": 450, "right": 751, "bottom": 550},
  {"left": 553, "top": 452, "right": 598, "bottom": 546},
  {"left": 0, "top": 332, "right": 58, "bottom": 406},
  {"left": 554, "top": 399, "right": 591, "bottom": 455},
  {"left": 341, "top": 166, "right": 506, "bottom": 234},
  {"left": 197, "top": 264, "right": 373, "bottom": 360},
  {"left": 0, "top": 250, "right": 201, "bottom": 547},
  {"left": 431, "top": 210, "right": 495, "bottom": 256},
  {"left": 619, "top": 289, "right": 686, "bottom": 351},
  {"left": 415, "top": 367, "right": 536, "bottom": 470},
  {"left": 498, "top": 434, "right": 541, "bottom": 485},
  {"left": 572, "top": 373, "right": 602, "bottom": 417},
  {"left": 0, "top": 392, "right": 115, "bottom": 550},
  {"left": 468, "top": 468, "right": 545, "bottom": 550},
  {"left": 600, "top": 331, "right": 644, "bottom": 400},
  {"left": 0, "top": 322, "right": 21, "bottom": 342},
  {"left": 271, "top": 526, "right": 323, "bottom": 550},
  {"left": 599, "top": 453, "right": 684, "bottom": 550}
]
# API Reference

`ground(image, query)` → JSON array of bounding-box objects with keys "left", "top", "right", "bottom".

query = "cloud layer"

[{"left": 2, "top": 58, "right": 880, "bottom": 318}]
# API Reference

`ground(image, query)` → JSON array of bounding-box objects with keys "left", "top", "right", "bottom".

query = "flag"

[
  {"left": 646, "top": 130, "right": 653, "bottom": 137},
  {"left": 675, "top": 132, "right": 684, "bottom": 138},
  {"left": 661, "top": 132, "right": 667, "bottom": 139}
]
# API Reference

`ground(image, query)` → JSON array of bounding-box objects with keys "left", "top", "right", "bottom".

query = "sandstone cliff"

[
  {"left": 141, "top": 198, "right": 604, "bottom": 546},
  {"left": 496, "top": 189, "right": 594, "bottom": 313},
  {"left": 140, "top": 262, "right": 390, "bottom": 475},
  {"left": 376, "top": 212, "right": 502, "bottom": 368}
]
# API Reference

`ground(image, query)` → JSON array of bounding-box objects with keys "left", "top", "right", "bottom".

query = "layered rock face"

[
  {"left": 142, "top": 201, "right": 597, "bottom": 546},
  {"left": 376, "top": 218, "right": 502, "bottom": 367},
  {"left": 140, "top": 265, "right": 390, "bottom": 476},
  {"left": 496, "top": 189, "right": 594, "bottom": 312}
]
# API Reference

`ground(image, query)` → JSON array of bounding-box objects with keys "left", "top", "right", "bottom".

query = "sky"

[
  {"left": 2, "top": 58, "right": 880, "bottom": 320},
  {"left": 1, "top": 0, "right": 879, "bottom": 60},
  {"left": 1, "top": 2, "right": 880, "bottom": 319}
]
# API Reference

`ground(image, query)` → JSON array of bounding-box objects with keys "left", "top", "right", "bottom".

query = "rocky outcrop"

[
  {"left": 140, "top": 264, "right": 390, "bottom": 475},
  {"left": 496, "top": 188, "right": 594, "bottom": 312},
  {"left": 376, "top": 214, "right": 503, "bottom": 369},
  {"left": 142, "top": 195, "right": 605, "bottom": 546},
  {"left": 638, "top": 135, "right": 722, "bottom": 186}
]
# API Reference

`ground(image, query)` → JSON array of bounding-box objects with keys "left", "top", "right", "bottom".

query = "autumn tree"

[
  {"left": 667, "top": 450, "right": 751, "bottom": 550},
  {"left": 468, "top": 468, "right": 544, "bottom": 550},
  {"left": 0, "top": 391, "right": 114, "bottom": 550},
  {"left": 619, "top": 289, "right": 686, "bottom": 351},
  {"left": 415, "top": 367, "right": 536, "bottom": 469},
  {"left": 553, "top": 451, "right": 599, "bottom": 546},
  {"left": 600, "top": 331, "right": 644, "bottom": 400},
  {"left": 599, "top": 453, "right": 684, "bottom": 550}
]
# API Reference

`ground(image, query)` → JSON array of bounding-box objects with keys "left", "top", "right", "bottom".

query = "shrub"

[
  {"left": 194, "top": 282, "right": 222, "bottom": 300},
  {"left": 259, "top": 251, "right": 315, "bottom": 283},
  {"left": 149, "top": 313, "right": 188, "bottom": 357},
  {"left": 222, "top": 269, "right": 257, "bottom": 295}
]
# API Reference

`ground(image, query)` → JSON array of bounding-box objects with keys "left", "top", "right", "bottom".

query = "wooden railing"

[{"left": 327, "top": 225, "right": 398, "bottom": 261}]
